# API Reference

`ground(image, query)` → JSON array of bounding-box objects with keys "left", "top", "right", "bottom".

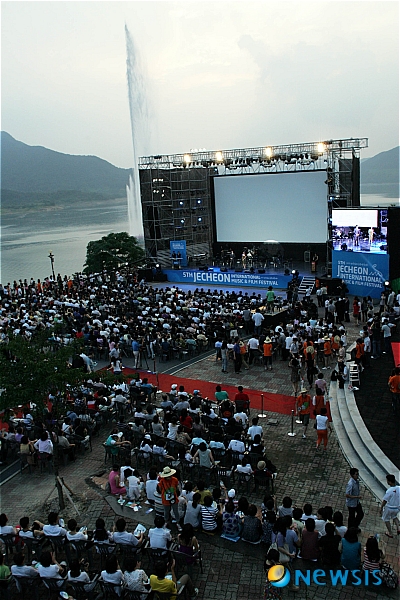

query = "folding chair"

[
  {"left": 0, "top": 535, "right": 17, "bottom": 564},
  {"left": 99, "top": 580, "right": 122, "bottom": 600},
  {"left": 12, "top": 575, "right": 41, "bottom": 599},
  {"left": 41, "top": 577, "right": 67, "bottom": 599}
]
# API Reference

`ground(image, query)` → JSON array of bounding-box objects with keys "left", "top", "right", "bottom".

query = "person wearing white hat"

[
  {"left": 263, "top": 337, "right": 273, "bottom": 371},
  {"left": 157, "top": 467, "right": 181, "bottom": 530}
]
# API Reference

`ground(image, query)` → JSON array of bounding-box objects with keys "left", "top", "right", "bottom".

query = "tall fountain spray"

[{"left": 125, "top": 25, "right": 146, "bottom": 246}]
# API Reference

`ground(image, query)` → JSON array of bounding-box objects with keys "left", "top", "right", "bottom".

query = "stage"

[{"left": 162, "top": 262, "right": 319, "bottom": 291}]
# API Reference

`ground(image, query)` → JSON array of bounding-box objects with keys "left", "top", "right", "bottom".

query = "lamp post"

[{"left": 48, "top": 251, "right": 55, "bottom": 280}]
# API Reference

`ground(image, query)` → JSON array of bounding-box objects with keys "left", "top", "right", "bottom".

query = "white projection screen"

[{"left": 213, "top": 171, "right": 327, "bottom": 243}]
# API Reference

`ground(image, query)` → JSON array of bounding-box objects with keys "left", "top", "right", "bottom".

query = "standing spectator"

[
  {"left": 315, "top": 407, "right": 332, "bottom": 451},
  {"left": 289, "top": 357, "right": 301, "bottom": 396},
  {"left": 221, "top": 340, "right": 228, "bottom": 373},
  {"left": 345, "top": 468, "right": 364, "bottom": 530},
  {"left": 157, "top": 467, "right": 182, "bottom": 530},
  {"left": 233, "top": 338, "right": 242, "bottom": 374},
  {"left": 388, "top": 367, "right": 400, "bottom": 414},
  {"left": 379, "top": 474, "right": 400, "bottom": 538},
  {"left": 263, "top": 337, "right": 273, "bottom": 371},
  {"left": 382, "top": 318, "right": 395, "bottom": 354},
  {"left": 296, "top": 389, "right": 311, "bottom": 439},
  {"left": 371, "top": 318, "right": 382, "bottom": 359},
  {"left": 323, "top": 336, "right": 332, "bottom": 370},
  {"left": 353, "top": 297, "right": 361, "bottom": 325},
  {"left": 252, "top": 309, "right": 264, "bottom": 335}
]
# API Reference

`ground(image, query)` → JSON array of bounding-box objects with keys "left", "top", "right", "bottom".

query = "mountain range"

[
  {"left": 1, "top": 131, "right": 398, "bottom": 211},
  {"left": 1, "top": 131, "right": 130, "bottom": 210}
]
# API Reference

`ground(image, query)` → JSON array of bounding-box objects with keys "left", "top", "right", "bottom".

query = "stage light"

[
  {"left": 198, "top": 217, "right": 202, "bottom": 222},
  {"left": 264, "top": 147, "right": 273, "bottom": 158},
  {"left": 215, "top": 151, "right": 223, "bottom": 162},
  {"left": 180, "top": 219, "right": 185, "bottom": 224},
  {"left": 179, "top": 201, "right": 184, "bottom": 206},
  {"left": 292, "top": 270, "right": 296, "bottom": 274},
  {"left": 183, "top": 154, "right": 191, "bottom": 164},
  {"left": 197, "top": 199, "right": 202, "bottom": 204},
  {"left": 384, "top": 281, "right": 390, "bottom": 286},
  {"left": 155, "top": 263, "right": 160, "bottom": 268},
  {"left": 317, "top": 143, "right": 326, "bottom": 154}
]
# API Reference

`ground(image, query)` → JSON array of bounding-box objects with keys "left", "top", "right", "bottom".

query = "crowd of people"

[{"left": 1, "top": 268, "right": 399, "bottom": 598}]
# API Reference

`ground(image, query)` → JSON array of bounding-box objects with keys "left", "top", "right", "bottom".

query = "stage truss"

[{"left": 138, "top": 138, "right": 368, "bottom": 268}]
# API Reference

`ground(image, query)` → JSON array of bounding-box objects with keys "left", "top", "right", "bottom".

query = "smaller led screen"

[{"left": 332, "top": 209, "right": 388, "bottom": 254}]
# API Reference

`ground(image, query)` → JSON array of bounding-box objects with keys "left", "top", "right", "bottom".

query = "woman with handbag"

[{"left": 270, "top": 518, "right": 299, "bottom": 591}]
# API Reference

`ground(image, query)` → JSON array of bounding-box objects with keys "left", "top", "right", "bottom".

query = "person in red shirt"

[
  {"left": 323, "top": 336, "right": 332, "bottom": 370},
  {"left": 296, "top": 388, "right": 311, "bottom": 438},
  {"left": 157, "top": 467, "right": 181, "bottom": 529},
  {"left": 355, "top": 338, "right": 365, "bottom": 371},
  {"left": 388, "top": 367, "right": 400, "bottom": 414},
  {"left": 179, "top": 409, "right": 193, "bottom": 433},
  {"left": 263, "top": 337, "right": 273, "bottom": 371},
  {"left": 234, "top": 386, "right": 250, "bottom": 415}
]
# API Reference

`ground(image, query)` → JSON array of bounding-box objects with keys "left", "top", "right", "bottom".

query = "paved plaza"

[{"left": 0, "top": 298, "right": 399, "bottom": 599}]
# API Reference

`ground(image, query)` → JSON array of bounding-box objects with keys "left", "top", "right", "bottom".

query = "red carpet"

[
  {"left": 124, "top": 368, "right": 297, "bottom": 416},
  {"left": 392, "top": 342, "right": 400, "bottom": 366}
]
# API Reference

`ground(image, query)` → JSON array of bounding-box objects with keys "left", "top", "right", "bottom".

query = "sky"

[{"left": 1, "top": 0, "right": 399, "bottom": 169}]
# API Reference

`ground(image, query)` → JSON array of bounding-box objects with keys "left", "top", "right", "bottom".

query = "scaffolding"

[{"left": 139, "top": 138, "right": 368, "bottom": 268}]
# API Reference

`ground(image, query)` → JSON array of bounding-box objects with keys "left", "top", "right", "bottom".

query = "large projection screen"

[{"left": 213, "top": 171, "right": 327, "bottom": 243}]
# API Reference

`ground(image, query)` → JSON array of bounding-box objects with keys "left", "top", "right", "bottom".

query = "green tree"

[
  {"left": 83, "top": 232, "right": 145, "bottom": 273},
  {"left": 0, "top": 330, "right": 89, "bottom": 509}
]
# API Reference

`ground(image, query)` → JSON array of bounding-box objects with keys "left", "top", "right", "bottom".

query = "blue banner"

[
  {"left": 170, "top": 240, "right": 187, "bottom": 267},
  {"left": 332, "top": 251, "right": 389, "bottom": 299},
  {"left": 164, "top": 269, "right": 292, "bottom": 289}
]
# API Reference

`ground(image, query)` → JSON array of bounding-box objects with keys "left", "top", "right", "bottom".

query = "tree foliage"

[
  {"left": 0, "top": 329, "right": 85, "bottom": 414},
  {"left": 83, "top": 232, "right": 145, "bottom": 274}
]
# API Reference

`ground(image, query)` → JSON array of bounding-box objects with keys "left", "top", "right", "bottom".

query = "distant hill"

[
  {"left": 361, "top": 146, "right": 399, "bottom": 198},
  {"left": 1, "top": 132, "right": 398, "bottom": 210},
  {"left": 1, "top": 131, "right": 131, "bottom": 209}
]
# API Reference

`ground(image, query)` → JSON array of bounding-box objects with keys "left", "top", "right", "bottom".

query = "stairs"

[
  {"left": 298, "top": 276, "right": 315, "bottom": 296},
  {"left": 329, "top": 379, "right": 398, "bottom": 501}
]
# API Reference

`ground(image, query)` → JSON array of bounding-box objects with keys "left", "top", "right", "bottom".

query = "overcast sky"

[{"left": 2, "top": 1, "right": 399, "bottom": 168}]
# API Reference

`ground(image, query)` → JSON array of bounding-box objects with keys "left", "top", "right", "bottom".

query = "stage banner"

[
  {"left": 164, "top": 269, "right": 291, "bottom": 289},
  {"left": 332, "top": 251, "right": 389, "bottom": 299},
  {"left": 169, "top": 240, "right": 187, "bottom": 267}
]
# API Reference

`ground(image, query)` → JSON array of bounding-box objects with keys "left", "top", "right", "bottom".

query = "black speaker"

[
  {"left": 220, "top": 267, "right": 227, "bottom": 272},
  {"left": 258, "top": 269, "right": 265, "bottom": 274},
  {"left": 235, "top": 268, "right": 243, "bottom": 273},
  {"left": 284, "top": 269, "right": 290, "bottom": 275},
  {"left": 199, "top": 266, "right": 208, "bottom": 271}
]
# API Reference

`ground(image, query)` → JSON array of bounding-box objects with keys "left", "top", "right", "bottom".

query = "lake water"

[
  {"left": 1, "top": 194, "right": 397, "bottom": 285},
  {"left": 1, "top": 199, "right": 129, "bottom": 284}
]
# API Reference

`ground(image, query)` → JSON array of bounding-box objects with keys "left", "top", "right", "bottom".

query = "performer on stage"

[
  {"left": 229, "top": 249, "right": 235, "bottom": 268},
  {"left": 246, "top": 249, "right": 253, "bottom": 268},
  {"left": 368, "top": 227, "right": 374, "bottom": 245},
  {"left": 242, "top": 249, "right": 247, "bottom": 268},
  {"left": 353, "top": 225, "right": 360, "bottom": 246}
]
